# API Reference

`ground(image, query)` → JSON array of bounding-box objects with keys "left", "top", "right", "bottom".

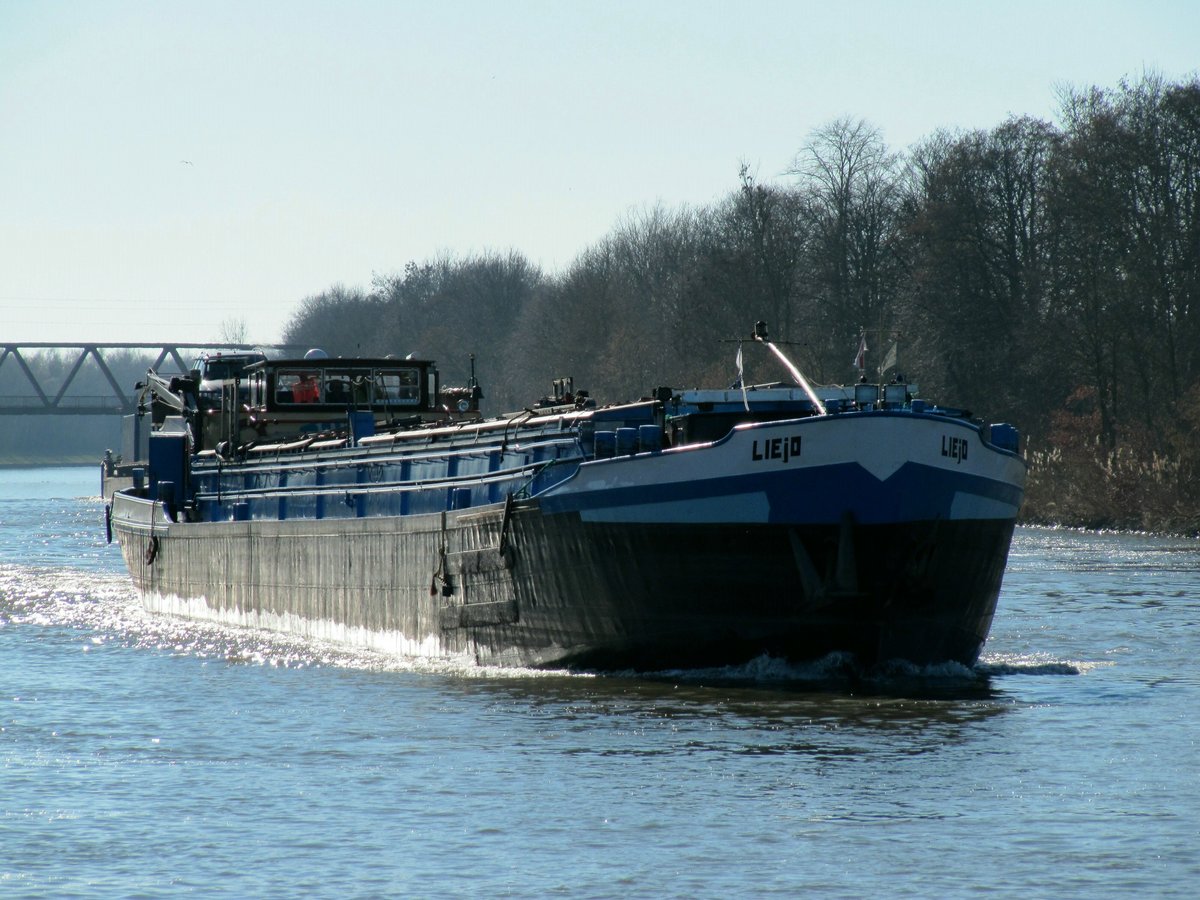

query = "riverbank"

[
  {"left": 0, "top": 456, "right": 98, "bottom": 469},
  {"left": 1020, "top": 444, "right": 1200, "bottom": 537}
]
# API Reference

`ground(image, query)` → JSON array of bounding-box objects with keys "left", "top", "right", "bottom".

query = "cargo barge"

[{"left": 107, "top": 328, "right": 1026, "bottom": 670}]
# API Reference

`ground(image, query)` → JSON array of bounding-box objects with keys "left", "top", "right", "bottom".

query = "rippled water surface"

[{"left": 2, "top": 467, "right": 1198, "bottom": 897}]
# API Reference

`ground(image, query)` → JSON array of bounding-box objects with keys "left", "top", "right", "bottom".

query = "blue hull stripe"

[{"left": 537, "top": 459, "right": 1021, "bottom": 526}]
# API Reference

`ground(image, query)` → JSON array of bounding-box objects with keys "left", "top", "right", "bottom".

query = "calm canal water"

[{"left": 2, "top": 467, "right": 1197, "bottom": 898}]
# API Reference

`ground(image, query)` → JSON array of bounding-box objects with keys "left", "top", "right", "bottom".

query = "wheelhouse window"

[
  {"left": 374, "top": 369, "right": 421, "bottom": 406},
  {"left": 276, "top": 369, "right": 322, "bottom": 404},
  {"left": 321, "top": 369, "right": 362, "bottom": 405}
]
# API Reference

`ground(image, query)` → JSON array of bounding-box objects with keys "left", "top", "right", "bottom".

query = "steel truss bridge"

[{"left": 0, "top": 343, "right": 300, "bottom": 416}]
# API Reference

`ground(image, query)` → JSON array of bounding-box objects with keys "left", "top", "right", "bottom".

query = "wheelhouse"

[{"left": 189, "top": 356, "right": 480, "bottom": 451}]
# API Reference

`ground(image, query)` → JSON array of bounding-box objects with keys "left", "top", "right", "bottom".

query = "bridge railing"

[{"left": 0, "top": 342, "right": 303, "bottom": 416}]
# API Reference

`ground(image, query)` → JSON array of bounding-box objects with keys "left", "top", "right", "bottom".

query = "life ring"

[{"left": 144, "top": 535, "right": 160, "bottom": 566}]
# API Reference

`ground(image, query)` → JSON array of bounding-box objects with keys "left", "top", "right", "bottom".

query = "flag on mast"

[
  {"left": 879, "top": 341, "right": 898, "bottom": 377},
  {"left": 853, "top": 333, "right": 867, "bottom": 370},
  {"left": 736, "top": 343, "right": 749, "bottom": 411}
]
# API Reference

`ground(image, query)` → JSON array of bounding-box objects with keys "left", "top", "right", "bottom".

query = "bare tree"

[
  {"left": 217, "top": 317, "right": 248, "bottom": 344},
  {"left": 788, "top": 118, "right": 906, "bottom": 379}
]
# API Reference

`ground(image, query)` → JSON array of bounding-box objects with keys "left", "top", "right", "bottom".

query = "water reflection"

[{"left": 435, "top": 662, "right": 1021, "bottom": 761}]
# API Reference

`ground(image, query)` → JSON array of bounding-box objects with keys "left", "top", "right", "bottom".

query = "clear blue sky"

[{"left": 1, "top": 0, "right": 1195, "bottom": 345}]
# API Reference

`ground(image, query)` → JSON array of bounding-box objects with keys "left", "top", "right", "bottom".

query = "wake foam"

[
  {"left": 632, "top": 650, "right": 1094, "bottom": 696},
  {"left": 976, "top": 653, "right": 1090, "bottom": 676},
  {"left": 3, "top": 563, "right": 1094, "bottom": 686}
]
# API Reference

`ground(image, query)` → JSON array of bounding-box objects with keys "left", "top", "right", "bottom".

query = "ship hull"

[{"left": 110, "top": 413, "right": 1024, "bottom": 670}]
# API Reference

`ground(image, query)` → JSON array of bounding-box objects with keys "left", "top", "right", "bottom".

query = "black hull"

[
  {"left": 112, "top": 495, "right": 1014, "bottom": 671},
  {"left": 494, "top": 507, "right": 1013, "bottom": 669}
]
